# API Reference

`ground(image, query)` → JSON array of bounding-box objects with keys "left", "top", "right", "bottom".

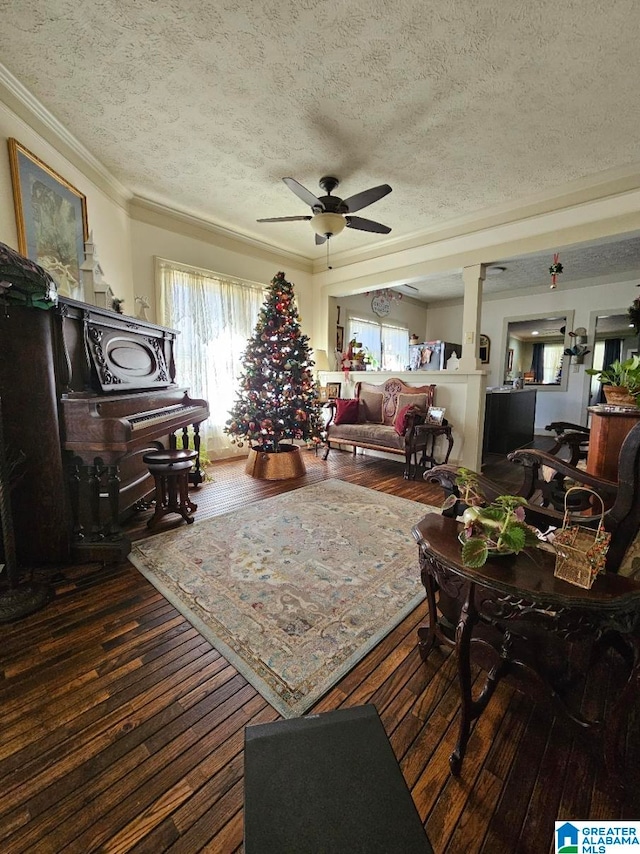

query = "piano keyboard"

[{"left": 130, "top": 403, "right": 202, "bottom": 430}]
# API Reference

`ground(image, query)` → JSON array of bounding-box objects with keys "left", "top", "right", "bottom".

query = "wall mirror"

[
  {"left": 587, "top": 310, "right": 637, "bottom": 405},
  {"left": 502, "top": 310, "right": 574, "bottom": 392}
]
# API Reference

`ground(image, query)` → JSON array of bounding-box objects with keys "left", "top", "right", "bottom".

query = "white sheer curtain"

[
  {"left": 381, "top": 323, "right": 409, "bottom": 370},
  {"left": 157, "top": 258, "right": 266, "bottom": 459},
  {"left": 542, "top": 343, "right": 564, "bottom": 384},
  {"left": 347, "top": 315, "right": 409, "bottom": 370},
  {"left": 348, "top": 316, "right": 381, "bottom": 359}
]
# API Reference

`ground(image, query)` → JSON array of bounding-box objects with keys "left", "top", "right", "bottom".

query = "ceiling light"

[
  {"left": 531, "top": 330, "right": 539, "bottom": 336},
  {"left": 310, "top": 213, "right": 346, "bottom": 238}
]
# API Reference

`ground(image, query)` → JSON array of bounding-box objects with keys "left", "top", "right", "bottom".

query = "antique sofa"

[{"left": 323, "top": 377, "right": 436, "bottom": 478}]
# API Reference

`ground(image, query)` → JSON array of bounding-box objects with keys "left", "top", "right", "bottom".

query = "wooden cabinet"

[
  {"left": 483, "top": 388, "right": 537, "bottom": 458},
  {"left": 587, "top": 405, "right": 640, "bottom": 481}
]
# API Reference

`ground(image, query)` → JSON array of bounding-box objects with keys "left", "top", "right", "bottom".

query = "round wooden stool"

[{"left": 143, "top": 449, "right": 198, "bottom": 528}]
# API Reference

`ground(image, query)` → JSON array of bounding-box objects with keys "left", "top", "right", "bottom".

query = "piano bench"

[{"left": 143, "top": 449, "right": 199, "bottom": 528}]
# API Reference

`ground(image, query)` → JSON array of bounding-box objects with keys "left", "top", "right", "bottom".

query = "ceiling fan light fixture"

[{"left": 310, "top": 212, "right": 346, "bottom": 238}]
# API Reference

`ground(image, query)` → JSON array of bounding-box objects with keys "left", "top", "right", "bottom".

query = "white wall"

[
  {"left": 335, "top": 291, "right": 428, "bottom": 342},
  {"left": 129, "top": 213, "right": 314, "bottom": 334},
  {"left": 426, "top": 277, "right": 640, "bottom": 430},
  {"left": 425, "top": 302, "right": 463, "bottom": 345}
]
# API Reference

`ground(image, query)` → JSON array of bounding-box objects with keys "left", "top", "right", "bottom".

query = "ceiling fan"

[{"left": 257, "top": 176, "right": 392, "bottom": 244}]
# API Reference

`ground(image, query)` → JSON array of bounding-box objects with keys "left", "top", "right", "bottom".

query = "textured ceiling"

[
  {"left": 395, "top": 233, "right": 640, "bottom": 302},
  {"left": 1, "top": 0, "right": 640, "bottom": 266}
]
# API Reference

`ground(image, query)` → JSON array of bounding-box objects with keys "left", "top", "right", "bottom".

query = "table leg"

[
  {"left": 602, "top": 634, "right": 640, "bottom": 794},
  {"left": 418, "top": 571, "right": 440, "bottom": 659},
  {"left": 450, "top": 581, "right": 477, "bottom": 775},
  {"left": 443, "top": 429, "right": 454, "bottom": 464}
]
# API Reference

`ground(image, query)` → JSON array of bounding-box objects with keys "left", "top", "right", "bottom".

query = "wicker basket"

[{"left": 552, "top": 488, "right": 611, "bottom": 589}]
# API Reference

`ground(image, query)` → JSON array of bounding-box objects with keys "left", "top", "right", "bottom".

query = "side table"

[
  {"left": 412, "top": 512, "right": 640, "bottom": 794},
  {"left": 411, "top": 421, "right": 454, "bottom": 480}
]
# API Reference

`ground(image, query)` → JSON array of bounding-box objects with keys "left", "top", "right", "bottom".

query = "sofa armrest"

[
  {"left": 404, "top": 407, "right": 427, "bottom": 437},
  {"left": 324, "top": 400, "right": 336, "bottom": 428}
]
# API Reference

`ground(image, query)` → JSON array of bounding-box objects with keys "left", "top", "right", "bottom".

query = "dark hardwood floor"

[{"left": 0, "top": 449, "right": 637, "bottom": 853}]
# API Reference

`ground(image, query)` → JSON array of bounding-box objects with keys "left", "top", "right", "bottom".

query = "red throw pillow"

[
  {"left": 334, "top": 398, "right": 360, "bottom": 425},
  {"left": 394, "top": 403, "right": 415, "bottom": 435}
]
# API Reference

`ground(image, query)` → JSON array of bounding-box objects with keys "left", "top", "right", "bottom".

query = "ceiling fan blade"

[
  {"left": 342, "top": 184, "right": 392, "bottom": 213},
  {"left": 256, "top": 216, "right": 313, "bottom": 222},
  {"left": 315, "top": 233, "right": 327, "bottom": 245},
  {"left": 282, "top": 177, "right": 324, "bottom": 209},
  {"left": 345, "top": 216, "right": 391, "bottom": 234}
]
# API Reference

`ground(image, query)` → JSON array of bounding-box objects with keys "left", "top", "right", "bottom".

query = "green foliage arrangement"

[
  {"left": 448, "top": 468, "right": 540, "bottom": 568},
  {"left": 585, "top": 354, "right": 640, "bottom": 401}
]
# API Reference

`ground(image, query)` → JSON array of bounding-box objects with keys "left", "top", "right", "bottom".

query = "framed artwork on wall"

[
  {"left": 7, "top": 138, "right": 89, "bottom": 297},
  {"left": 336, "top": 325, "right": 344, "bottom": 352},
  {"left": 479, "top": 334, "right": 490, "bottom": 364},
  {"left": 326, "top": 382, "right": 342, "bottom": 400}
]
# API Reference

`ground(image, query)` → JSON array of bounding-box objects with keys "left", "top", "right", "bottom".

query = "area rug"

[{"left": 128, "top": 479, "right": 437, "bottom": 718}]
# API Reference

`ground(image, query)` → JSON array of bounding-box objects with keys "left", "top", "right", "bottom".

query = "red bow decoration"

[{"left": 549, "top": 253, "right": 563, "bottom": 289}]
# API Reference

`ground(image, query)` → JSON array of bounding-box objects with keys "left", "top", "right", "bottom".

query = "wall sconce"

[{"left": 565, "top": 327, "right": 590, "bottom": 365}]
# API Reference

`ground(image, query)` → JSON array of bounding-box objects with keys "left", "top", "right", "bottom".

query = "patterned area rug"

[{"left": 129, "top": 479, "right": 436, "bottom": 718}]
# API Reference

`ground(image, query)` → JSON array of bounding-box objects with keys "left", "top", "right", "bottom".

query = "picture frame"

[
  {"left": 317, "top": 386, "right": 328, "bottom": 403},
  {"left": 336, "top": 325, "right": 344, "bottom": 352},
  {"left": 479, "top": 334, "right": 490, "bottom": 364},
  {"left": 507, "top": 348, "right": 514, "bottom": 372},
  {"left": 326, "top": 382, "right": 342, "bottom": 400},
  {"left": 427, "top": 405, "right": 446, "bottom": 425},
  {"left": 8, "top": 138, "right": 89, "bottom": 298}
]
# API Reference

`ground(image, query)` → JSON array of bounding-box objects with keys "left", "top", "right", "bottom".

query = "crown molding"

[
  {"left": 130, "top": 196, "right": 313, "bottom": 271},
  {"left": 312, "top": 167, "right": 640, "bottom": 274},
  {"left": 0, "top": 62, "right": 131, "bottom": 208}
]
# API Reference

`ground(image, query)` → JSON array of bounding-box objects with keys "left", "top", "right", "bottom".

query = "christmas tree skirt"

[
  {"left": 245, "top": 443, "right": 305, "bottom": 480},
  {"left": 129, "top": 479, "right": 437, "bottom": 718}
]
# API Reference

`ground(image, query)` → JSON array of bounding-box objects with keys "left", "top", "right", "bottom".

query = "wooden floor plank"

[{"left": 0, "top": 450, "right": 635, "bottom": 852}]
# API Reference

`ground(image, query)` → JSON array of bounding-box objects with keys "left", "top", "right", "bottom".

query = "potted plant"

[
  {"left": 363, "top": 348, "right": 380, "bottom": 370},
  {"left": 443, "top": 468, "right": 541, "bottom": 568},
  {"left": 586, "top": 355, "right": 640, "bottom": 406}
]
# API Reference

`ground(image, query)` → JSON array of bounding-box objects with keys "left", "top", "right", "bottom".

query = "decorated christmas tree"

[{"left": 224, "top": 271, "right": 324, "bottom": 453}]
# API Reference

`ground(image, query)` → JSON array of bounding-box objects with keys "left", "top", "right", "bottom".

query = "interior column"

[
  {"left": 459, "top": 264, "right": 485, "bottom": 371},
  {"left": 459, "top": 264, "right": 487, "bottom": 470}
]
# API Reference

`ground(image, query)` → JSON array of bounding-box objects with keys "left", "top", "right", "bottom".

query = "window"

[
  {"left": 542, "top": 344, "right": 564, "bottom": 384},
  {"left": 157, "top": 258, "right": 266, "bottom": 458},
  {"left": 347, "top": 315, "right": 409, "bottom": 370}
]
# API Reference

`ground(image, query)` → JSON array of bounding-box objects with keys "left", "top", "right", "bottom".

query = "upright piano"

[{"left": 0, "top": 296, "right": 209, "bottom": 565}]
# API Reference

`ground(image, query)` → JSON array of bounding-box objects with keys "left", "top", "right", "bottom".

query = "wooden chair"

[
  {"left": 545, "top": 421, "right": 590, "bottom": 467},
  {"left": 513, "top": 422, "right": 600, "bottom": 513},
  {"left": 427, "top": 420, "right": 640, "bottom": 575}
]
